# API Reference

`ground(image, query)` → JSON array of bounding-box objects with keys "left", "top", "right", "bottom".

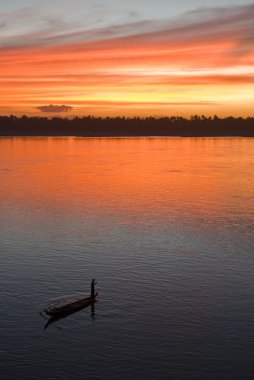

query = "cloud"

[
  {"left": 1, "top": 3, "right": 254, "bottom": 54},
  {"left": 36, "top": 104, "right": 73, "bottom": 113},
  {"left": 0, "top": 2, "right": 253, "bottom": 80},
  {"left": 0, "top": 2, "right": 147, "bottom": 50}
]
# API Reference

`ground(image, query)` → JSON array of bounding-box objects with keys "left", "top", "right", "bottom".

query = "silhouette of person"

[{"left": 91, "top": 279, "right": 97, "bottom": 298}]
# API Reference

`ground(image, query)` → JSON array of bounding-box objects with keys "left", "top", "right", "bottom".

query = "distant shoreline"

[
  {"left": 1, "top": 135, "right": 253, "bottom": 139},
  {"left": 1, "top": 115, "right": 254, "bottom": 137}
]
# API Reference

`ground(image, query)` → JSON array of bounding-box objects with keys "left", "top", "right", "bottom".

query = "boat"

[{"left": 44, "top": 292, "right": 98, "bottom": 317}]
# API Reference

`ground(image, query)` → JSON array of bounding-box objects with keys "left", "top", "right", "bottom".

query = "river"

[{"left": 1, "top": 137, "right": 254, "bottom": 379}]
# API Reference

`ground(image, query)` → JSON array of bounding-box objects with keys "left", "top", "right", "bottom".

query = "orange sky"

[{"left": 1, "top": 2, "right": 254, "bottom": 117}]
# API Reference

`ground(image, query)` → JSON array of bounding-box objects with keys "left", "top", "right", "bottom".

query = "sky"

[{"left": 1, "top": 0, "right": 254, "bottom": 117}]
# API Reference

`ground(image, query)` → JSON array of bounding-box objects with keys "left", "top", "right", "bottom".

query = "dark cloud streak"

[{"left": 36, "top": 104, "right": 73, "bottom": 113}]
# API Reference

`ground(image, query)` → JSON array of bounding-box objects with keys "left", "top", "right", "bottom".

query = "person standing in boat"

[{"left": 91, "top": 279, "right": 97, "bottom": 298}]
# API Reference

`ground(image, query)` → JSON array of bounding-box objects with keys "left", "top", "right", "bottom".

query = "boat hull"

[{"left": 45, "top": 294, "right": 98, "bottom": 317}]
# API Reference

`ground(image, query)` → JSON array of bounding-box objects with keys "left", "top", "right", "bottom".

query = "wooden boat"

[{"left": 44, "top": 292, "right": 98, "bottom": 317}]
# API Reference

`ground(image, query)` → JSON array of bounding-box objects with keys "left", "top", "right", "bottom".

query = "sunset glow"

[{"left": 1, "top": 1, "right": 254, "bottom": 117}]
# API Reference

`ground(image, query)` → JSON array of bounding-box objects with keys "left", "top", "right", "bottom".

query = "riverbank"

[{"left": 1, "top": 116, "right": 254, "bottom": 137}]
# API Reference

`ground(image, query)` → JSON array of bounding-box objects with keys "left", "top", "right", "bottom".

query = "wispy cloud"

[
  {"left": 0, "top": 2, "right": 146, "bottom": 49},
  {"left": 1, "top": 3, "right": 254, "bottom": 55}
]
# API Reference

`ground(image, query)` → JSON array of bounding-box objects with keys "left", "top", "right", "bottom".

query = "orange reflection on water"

[{"left": 1, "top": 137, "right": 254, "bottom": 224}]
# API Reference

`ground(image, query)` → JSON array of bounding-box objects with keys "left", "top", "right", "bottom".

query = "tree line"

[{"left": 0, "top": 115, "right": 254, "bottom": 136}]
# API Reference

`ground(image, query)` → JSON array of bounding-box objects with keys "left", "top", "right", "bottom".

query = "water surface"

[{"left": 1, "top": 137, "right": 254, "bottom": 379}]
